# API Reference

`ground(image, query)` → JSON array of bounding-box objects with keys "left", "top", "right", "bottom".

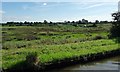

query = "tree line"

[{"left": 2, "top": 19, "right": 111, "bottom": 26}]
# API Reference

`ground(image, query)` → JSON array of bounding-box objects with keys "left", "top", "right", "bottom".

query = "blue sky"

[{"left": 1, "top": 2, "right": 119, "bottom": 22}]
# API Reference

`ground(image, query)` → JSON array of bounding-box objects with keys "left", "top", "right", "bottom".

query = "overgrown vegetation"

[{"left": 1, "top": 23, "right": 120, "bottom": 71}]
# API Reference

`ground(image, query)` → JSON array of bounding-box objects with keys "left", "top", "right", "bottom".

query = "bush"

[{"left": 26, "top": 52, "right": 39, "bottom": 66}]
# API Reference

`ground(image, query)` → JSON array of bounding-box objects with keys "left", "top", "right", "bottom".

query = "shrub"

[
  {"left": 26, "top": 52, "right": 39, "bottom": 65},
  {"left": 25, "top": 52, "right": 41, "bottom": 70}
]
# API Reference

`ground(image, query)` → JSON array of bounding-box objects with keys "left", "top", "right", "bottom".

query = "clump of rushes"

[{"left": 26, "top": 52, "right": 40, "bottom": 70}]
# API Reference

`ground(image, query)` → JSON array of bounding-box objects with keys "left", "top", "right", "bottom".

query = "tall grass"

[{"left": 2, "top": 39, "right": 119, "bottom": 69}]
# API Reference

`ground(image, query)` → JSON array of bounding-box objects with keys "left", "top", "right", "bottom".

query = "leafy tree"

[
  {"left": 71, "top": 21, "right": 75, "bottom": 24},
  {"left": 44, "top": 20, "right": 48, "bottom": 24},
  {"left": 95, "top": 20, "right": 99, "bottom": 24},
  {"left": 49, "top": 21, "right": 52, "bottom": 24},
  {"left": 78, "top": 20, "right": 82, "bottom": 24},
  {"left": 49, "top": 21, "right": 53, "bottom": 26},
  {"left": 67, "top": 21, "right": 70, "bottom": 24},
  {"left": 109, "top": 12, "right": 120, "bottom": 38},
  {"left": 82, "top": 19, "right": 88, "bottom": 24}
]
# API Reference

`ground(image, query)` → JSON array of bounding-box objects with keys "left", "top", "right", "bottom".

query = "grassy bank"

[{"left": 2, "top": 39, "right": 120, "bottom": 70}]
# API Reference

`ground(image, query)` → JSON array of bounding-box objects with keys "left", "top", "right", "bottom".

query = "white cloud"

[
  {"left": 0, "top": 10, "right": 5, "bottom": 20},
  {"left": 0, "top": 10, "right": 5, "bottom": 14},
  {"left": 34, "top": 2, "right": 47, "bottom": 6},
  {"left": 2, "top": 16, "right": 34, "bottom": 22},
  {"left": 73, "top": 2, "right": 117, "bottom": 10},
  {"left": 60, "top": 13, "right": 113, "bottom": 22},
  {"left": 2, "top": 14, "right": 113, "bottom": 22},
  {"left": 70, "top": 1, "right": 117, "bottom": 11},
  {"left": 79, "top": 14, "right": 113, "bottom": 22},
  {"left": 84, "top": 3, "right": 105, "bottom": 9},
  {"left": 22, "top": 2, "right": 61, "bottom": 12},
  {"left": 43, "top": 3, "right": 47, "bottom": 6},
  {"left": 34, "top": 2, "right": 61, "bottom": 7},
  {"left": 23, "top": 5, "right": 29, "bottom": 10},
  {"left": 48, "top": 14, "right": 113, "bottom": 22}
]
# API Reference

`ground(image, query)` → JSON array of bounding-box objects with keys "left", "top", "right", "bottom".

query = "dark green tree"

[
  {"left": 82, "top": 19, "right": 88, "bottom": 24},
  {"left": 44, "top": 20, "right": 48, "bottom": 24},
  {"left": 109, "top": 12, "right": 120, "bottom": 38},
  {"left": 95, "top": 20, "right": 99, "bottom": 24},
  {"left": 78, "top": 20, "right": 82, "bottom": 24}
]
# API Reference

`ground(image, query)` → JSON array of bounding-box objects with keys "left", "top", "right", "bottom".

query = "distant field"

[
  {"left": 2, "top": 24, "right": 111, "bottom": 49},
  {"left": 1, "top": 23, "right": 120, "bottom": 70}
]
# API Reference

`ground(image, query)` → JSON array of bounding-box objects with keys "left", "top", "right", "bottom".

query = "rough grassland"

[{"left": 1, "top": 23, "right": 120, "bottom": 70}]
